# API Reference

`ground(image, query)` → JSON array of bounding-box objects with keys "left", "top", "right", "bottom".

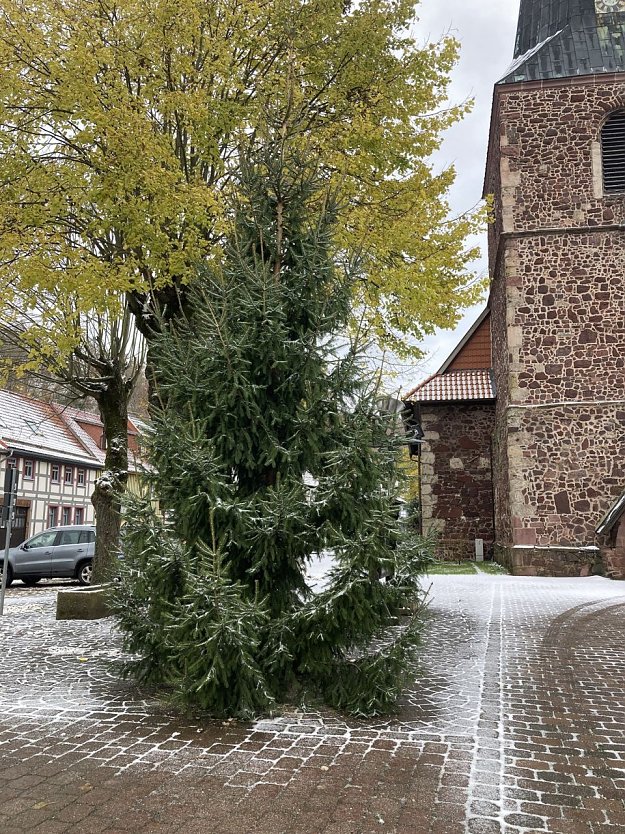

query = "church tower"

[{"left": 485, "top": 0, "right": 625, "bottom": 574}]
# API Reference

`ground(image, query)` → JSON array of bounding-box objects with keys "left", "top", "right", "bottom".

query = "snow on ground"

[{"left": 3, "top": 573, "right": 625, "bottom": 833}]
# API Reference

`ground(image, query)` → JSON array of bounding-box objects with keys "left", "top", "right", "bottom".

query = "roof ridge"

[
  {"left": 441, "top": 367, "right": 491, "bottom": 373},
  {"left": 62, "top": 405, "right": 102, "bottom": 423}
]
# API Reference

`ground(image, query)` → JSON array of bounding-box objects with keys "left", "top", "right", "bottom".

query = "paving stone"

[{"left": 3, "top": 574, "right": 625, "bottom": 831}]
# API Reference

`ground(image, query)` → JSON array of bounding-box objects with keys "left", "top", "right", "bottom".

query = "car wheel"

[
  {"left": 3, "top": 564, "right": 12, "bottom": 588},
  {"left": 22, "top": 577, "right": 41, "bottom": 587},
  {"left": 77, "top": 560, "right": 93, "bottom": 586}
]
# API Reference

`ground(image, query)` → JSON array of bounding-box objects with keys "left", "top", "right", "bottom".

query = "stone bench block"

[{"left": 56, "top": 586, "right": 112, "bottom": 620}]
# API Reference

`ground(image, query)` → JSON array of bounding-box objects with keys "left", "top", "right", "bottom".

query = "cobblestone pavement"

[{"left": 1, "top": 574, "right": 625, "bottom": 833}]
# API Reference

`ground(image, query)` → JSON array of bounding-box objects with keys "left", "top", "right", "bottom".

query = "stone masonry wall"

[
  {"left": 507, "top": 403, "right": 625, "bottom": 544},
  {"left": 485, "top": 75, "right": 625, "bottom": 236},
  {"left": 486, "top": 74, "right": 625, "bottom": 576},
  {"left": 499, "top": 544, "right": 600, "bottom": 578},
  {"left": 510, "top": 233, "right": 625, "bottom": 405},
  {"left": 602, "top": 514, "right": 625, "bottom": 580},
  {"left": 420, "top": 403, "right": 495, "bottom": 561},
  {"left": 490, "top": 229, "right": 513, "bottom": 554},
  {"left": 491, "top": 417, "right": 512, "bottom": 561}
]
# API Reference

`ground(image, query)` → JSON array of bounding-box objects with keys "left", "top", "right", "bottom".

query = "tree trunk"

[
  {"left": 91, "top": 372, "right": 129, "bottom": 585},
  {"left": 126, "top": 285, "right": 192, "bottom": 413}
]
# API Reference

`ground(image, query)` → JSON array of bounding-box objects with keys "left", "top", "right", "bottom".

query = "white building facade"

[{"left": 0, "top": 391, "right": 105, "bottom": 545}]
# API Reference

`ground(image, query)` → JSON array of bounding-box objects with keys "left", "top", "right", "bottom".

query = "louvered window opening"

[{"left": 602, "top": 110, "right": 625, "bottom": 194}]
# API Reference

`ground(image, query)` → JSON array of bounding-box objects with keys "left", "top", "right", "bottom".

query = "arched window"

[{"left": 601, "top": 110, "right": 625, "bottom": 194}]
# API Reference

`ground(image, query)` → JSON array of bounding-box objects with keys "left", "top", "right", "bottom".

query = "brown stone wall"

[
  {"left": 511, "top": 233, "right": 625, "bottom": 405},
  {"left": 506, "top": 403, "right": 625, "bottom": 547},
  {"left": 485, "top": 95, "right": 505, "bottom": 272},
  {"left": 491, "top": 416, "right": 512, "bottom": 559},
  {"left": 486, "top": 73, "right": 625, "bottom": 575},
  {"left": 601, "top": 514, "right": 625, "bottom": 580},
  {"left": 488, "top": 75, "right": 625, "bottom": 236},
  {"left": 419, "top": 403, "right": 495, "bottom": 561},
  {"left": 490, "top": 235, "right": 512, "bottom": 556}
]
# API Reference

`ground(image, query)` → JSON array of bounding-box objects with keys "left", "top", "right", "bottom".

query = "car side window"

[
  {"left": 59, "top": 530, "right": 82, "bottom": 546},
  {"left": 27, "top": 531, "right": 58, "bottom": 548},
  {"left": 78, "top": 531, "right": 95, "bottom": 544}
]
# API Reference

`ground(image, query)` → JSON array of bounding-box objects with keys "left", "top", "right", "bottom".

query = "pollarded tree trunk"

[
  {"left": 91, "top": 371, "right": 129, "bottom": 585},
  {"left": 127, "top": 285, "right": 192, "bottom": 415}
]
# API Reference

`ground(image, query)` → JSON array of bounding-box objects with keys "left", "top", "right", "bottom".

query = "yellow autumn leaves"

[{"left": 0, "top": 0, "right": 486, "bottom": 363}]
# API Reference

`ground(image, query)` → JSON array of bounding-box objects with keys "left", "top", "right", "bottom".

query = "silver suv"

[{"left": 2, "top": 525, "right": 96, "bottom": 587}]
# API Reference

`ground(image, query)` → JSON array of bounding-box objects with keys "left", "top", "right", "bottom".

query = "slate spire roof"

[{"left": 501, "top": 0, "right": 625, "bottom": 83}]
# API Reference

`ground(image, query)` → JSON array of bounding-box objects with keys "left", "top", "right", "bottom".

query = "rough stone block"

[
  {"left": 515, "top": 528, "right": 537, "bottom": 546},
  {"left": 56, "top": 586, "right": 112, "bottom": 620}
]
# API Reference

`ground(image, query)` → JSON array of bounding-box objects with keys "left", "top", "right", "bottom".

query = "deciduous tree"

[{"left": 0, "top": 0, "right": 484, "bottom": 357}]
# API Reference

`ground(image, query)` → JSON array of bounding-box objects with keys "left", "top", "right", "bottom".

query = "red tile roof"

[
  {"left": 0, "top": 390, "right": 145, "bottom": 471},
  {"left": 405, "top": 369, "right": 495, "bottom": 402},
  {"left": 0, "top": 390, "right": 97, "bottom": 464}
]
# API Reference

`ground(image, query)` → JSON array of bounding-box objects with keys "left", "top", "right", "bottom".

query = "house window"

[
  {"left": 48, "top": 505, "right": 58, "bottom": 527},
  {"left": 62, "top": 506, "right": 71, "bottom": 526},
  {"left": 64, "top": 466, "right": 74, "bottom": 485},
  {"left": 51, "top": 464, "right": 60, "bottom": 483},
  {"left": 74, "top": 507, "right": 84, "bottom": 525},
  {"left": 23, "top": 459, "right": 34, "bottom": 480},
  {"left": 601, "top": 110, "right": 625, "bottom": 193},
  {"left": 77, "top": 468, "right": 86, "bottom": 486}
]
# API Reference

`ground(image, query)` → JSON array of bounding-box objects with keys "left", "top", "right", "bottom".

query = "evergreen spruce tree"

[{"left": 112, "top": 130, "right": 430, "bottom": 718}]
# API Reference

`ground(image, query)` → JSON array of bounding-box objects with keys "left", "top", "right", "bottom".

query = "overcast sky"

[{"left": 401, "top": 0, "right": 521, "bottom": 387}]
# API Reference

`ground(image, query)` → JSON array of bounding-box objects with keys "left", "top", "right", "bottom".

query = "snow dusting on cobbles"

[{"left": 2, "top": 574, "right": 625, "bottom": 833}]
